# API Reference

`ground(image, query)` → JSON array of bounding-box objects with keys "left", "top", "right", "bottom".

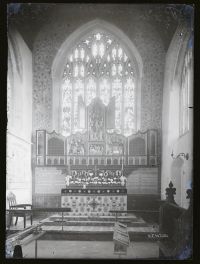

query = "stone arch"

[
  {"left": 7, "top": 29, "right": 23, "bottom": 128},
  {"left": 51, "top": 19, "right": 143, "bottom": 133},
  {"left": 8, "top": 29, "right": 23, "bottom": 81}
]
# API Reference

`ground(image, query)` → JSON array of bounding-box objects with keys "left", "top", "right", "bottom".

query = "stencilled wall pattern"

[{"left": 32, "top": 4, "right": 166, "bottom": 133}]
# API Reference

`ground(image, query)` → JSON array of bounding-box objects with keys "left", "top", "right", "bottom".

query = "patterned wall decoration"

[
  {"left": 32, "top": 5, "right": 166, "bottom": 133},
  {"left": 61, "top": 188, "right": 127, "bottom": 216},
  {"left": 130, "top": 22, "right": 165, "bottom": 131}
]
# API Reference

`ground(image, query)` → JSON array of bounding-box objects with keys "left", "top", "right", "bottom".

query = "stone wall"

[{"left": 161, "top": 20, "right": 193, "bottom": 208}]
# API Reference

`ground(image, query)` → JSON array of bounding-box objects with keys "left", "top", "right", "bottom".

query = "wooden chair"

[{"left": 7, "top": 192, "right": 33, "bottom": 229}]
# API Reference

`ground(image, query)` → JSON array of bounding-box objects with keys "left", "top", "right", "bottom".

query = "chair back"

[
  {"left": 7, "top": 192, "right": 17, "bottom": 209},
  {"left": 13, "top": 245, "right": 23, "bottom": 258}
]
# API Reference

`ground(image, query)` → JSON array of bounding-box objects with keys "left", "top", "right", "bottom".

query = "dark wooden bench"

[{"left": 158, "top": 182, "right": 192, "bottom": 259}]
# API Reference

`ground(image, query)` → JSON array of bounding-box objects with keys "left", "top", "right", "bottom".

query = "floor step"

[
  {"left": 49, "top": 215, "right": 139, "bottom": 222},
  {"left": 7, "top": 214, "right": 159, "bottom": 242},
  {"left": 44, "top": 220, "right": 148, "bottom": 227},
  {"left": 7, "top": 222, "right": 159, "bottom": 242},
  {"left": 39, "top": 226, "right": 159, "bottom": 241}
]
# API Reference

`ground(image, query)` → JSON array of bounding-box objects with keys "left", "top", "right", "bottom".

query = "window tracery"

[{"left": 62, "top": 31, "right": 136, "bottom": 136}]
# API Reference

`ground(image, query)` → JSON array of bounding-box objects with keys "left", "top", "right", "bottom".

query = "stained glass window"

[
  {"left": 124, "top": 77, "right": 135, "bottom": 136},
  {"left": 112, "top": 78, "right": 122, "bottom": 132},
  {"left": 74, "top": 79, "right": 84, "bottom": 130},
  {"left": 86, "top": 78, "right": 96, "bottom": 105},
  {"left": 99, "top": 78, "right": 110, "bottom": 105},
  {"left": 62, "top": 79, "right": 72, "bottom": 136},
  {"left": 62, "top": 30, "right": 137, "bottom": 136}
]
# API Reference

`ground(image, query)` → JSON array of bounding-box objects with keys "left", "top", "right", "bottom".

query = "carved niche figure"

[
  {"left": 89, "top": 144, "right": 104, "bottom": 155},
  {"left": 68, "top": 134, "right": 85, "bottom": 155},
  {"left": 106, "top": 133, "right": 125, "bottom": 155}
]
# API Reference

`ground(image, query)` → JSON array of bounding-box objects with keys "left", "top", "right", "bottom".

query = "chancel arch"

[{"left": 52, "top": 19, "right": 143, "bottom": 137}]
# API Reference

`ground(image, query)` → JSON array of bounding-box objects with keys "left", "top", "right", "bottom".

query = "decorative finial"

[
  {"left": 186, "top": 188, "right": 193, "bottom": 211},
  {"left": 165, "top": 181, "right": 177, "bottom": 204}
]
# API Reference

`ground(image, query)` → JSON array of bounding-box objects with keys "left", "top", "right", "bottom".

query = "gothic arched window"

[{"left": 61, "top": 30, "right": 137, "bottom": 137}]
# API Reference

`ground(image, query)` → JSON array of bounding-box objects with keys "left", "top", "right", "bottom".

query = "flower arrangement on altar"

[{"left": 67, "top": 169, "right": 125, "bottom": 186}]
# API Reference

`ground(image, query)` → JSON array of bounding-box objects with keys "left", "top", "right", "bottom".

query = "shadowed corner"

[
  {"left": 7, "top": 3, "right": 22, "bottom": 16},
  {"left": 177, "top": 244, "right": 192, "bottom": 260}
]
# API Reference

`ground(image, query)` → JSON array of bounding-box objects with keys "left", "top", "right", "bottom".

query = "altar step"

[
  {"left": 49, "top": 215, "right": 139, "bottom": 222},
  {"left": 7, "top": 215, "right": 159, "bottom": 242},
  {"left": 40, "top": 226, "right": 159, "bottom": 242},
  {"left": 47, "top": 214, "right": 148, "bottom": 227},
  {"left": 44, "top": 220, "right": 147, "bottom": 227},
  {"left": 9, "top": 225, "right": 159, "bottom": 244}
]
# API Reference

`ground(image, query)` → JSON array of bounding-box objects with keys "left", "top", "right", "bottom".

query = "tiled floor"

[
  {"left": 8, "top": 220, "right": 158, "bottom": 239},
  {"left": 22, "top": 240, "right": 159, "bottom": 259},
  {"left": 7, "top": 215, "right": 159, "bottom": 259},
  {"left": 42, "top": 225, "right": 157, "bottom": 233},
  {"left": 8, "top": 214, "right": 158, "bottom": 233}
]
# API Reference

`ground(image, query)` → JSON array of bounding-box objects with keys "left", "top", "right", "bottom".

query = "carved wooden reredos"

[{"left": 36, "top": 98, "right": 158, "bottom": 167}]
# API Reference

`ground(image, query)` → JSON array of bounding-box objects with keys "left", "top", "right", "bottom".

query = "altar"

[
  {"left": 61, "top": 186, "right": 127, "bottom": 216},
  {"left": 34, "top": 96, "right": 158, "bottom": 210}
]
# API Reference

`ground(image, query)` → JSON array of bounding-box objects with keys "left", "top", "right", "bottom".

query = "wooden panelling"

[
  {"left": 127, "top": 194, "right": 160, "bottom": 210},
  {"left": 36, "top": 129, "right": 159, "bottom": 166}
]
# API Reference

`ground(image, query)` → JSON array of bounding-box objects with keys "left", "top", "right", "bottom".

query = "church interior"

[{"left": 6, "top": 3, "right": 193, "bottom": 260}]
